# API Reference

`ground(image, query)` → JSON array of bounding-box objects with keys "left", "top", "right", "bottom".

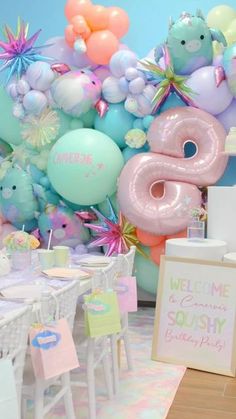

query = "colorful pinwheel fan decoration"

[
  {"left": 0, "top": 18, "right": 51, "bottom": 84},
  {"left": 140, "top": 45, "right": 196, "bottom": 113},
  {"left": 85, "top": 197, "right": 146, "bottom": 257}
]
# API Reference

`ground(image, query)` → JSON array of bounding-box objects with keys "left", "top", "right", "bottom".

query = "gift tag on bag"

[
  {"left": 30, "top": 318, "right": 79, "bottom": 380},
  {"left": 114, "top": 276, "right": 138, "bottom": 314},
  {"left": 0, "top": 359, "right": 19, "bottom": 419},
  {"left": 84, "top": 291, "right": 121, "bottom": 337}
]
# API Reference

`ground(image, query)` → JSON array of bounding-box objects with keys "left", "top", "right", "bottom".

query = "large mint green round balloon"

[
  {"left": 94, "top": 103, "right": 135, "bottom": 149},
  {"left": 0, "top": 87, "right": 23, "bottom": 146},
  {"left": 135, "top": 246, "right": 159, "bottom": 295},
  {"left": 47, "top": 128, "right": 124, "bottom": 205}
]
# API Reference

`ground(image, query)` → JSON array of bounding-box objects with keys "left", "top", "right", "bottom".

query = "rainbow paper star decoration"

[
  {"left": 0, "top": 18, "right": 51, "bottom": 84},
  {"left": 140, "top": 45, "right": 196, "bottom": 113},
  {"left": 85, "top": 198, "right": 147, "bottom": 257}
]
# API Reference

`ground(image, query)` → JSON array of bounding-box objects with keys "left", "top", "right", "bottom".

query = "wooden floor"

[{"left": 167, "top": 369, "right": 236, "bottom": 418}]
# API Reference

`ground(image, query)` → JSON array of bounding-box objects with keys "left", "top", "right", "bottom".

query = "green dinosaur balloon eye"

[{"left": 181, "top": 40, "right": 186, "bottom": 45}]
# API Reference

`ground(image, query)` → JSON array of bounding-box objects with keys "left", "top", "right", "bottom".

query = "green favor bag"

[{"left": 84, "top": 290, "right": 121, "bottom": 337}]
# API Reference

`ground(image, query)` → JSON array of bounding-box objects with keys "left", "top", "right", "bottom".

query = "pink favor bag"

[
  {"left": 115, "top": 276, "right": 137, "bottom": 314},
  {"left": 30, "top": 318, "right": 79, "bottom": 380}
]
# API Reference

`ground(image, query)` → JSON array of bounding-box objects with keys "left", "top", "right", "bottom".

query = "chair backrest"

[
  {"left": 117, "top": 246, "right": 136, "bottom": 277},
  {"left": 40, "top": 280, "right": 80, "bottom": 330},
  {"left": 0, "top": 306, "right": 32, "bottom": 408},
  {"left": 92, "top": 259, "right": 118, "bottom": 291}
]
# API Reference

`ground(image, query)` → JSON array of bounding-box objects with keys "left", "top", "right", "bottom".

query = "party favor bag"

[
  {"left": 0, "top": 359, "right": 19, "bottom": 419},
  {"left": 30, "top": 318, "right": 79, "bottom": 380},
  {"left": 84, "top": 291, "right": 121, "bottom": 337},
  {"left": 114, "top": 276, "right": 138, "bottom": 314}
]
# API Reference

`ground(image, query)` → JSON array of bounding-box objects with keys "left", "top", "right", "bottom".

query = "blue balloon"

[
  {"left": 133, "top": 118, "right": 144, "bottom": 130},
  {"left": 160, "top": 93, "right": 186, "bottom": 113},
  {"left": 143, "top": 115, "right": 155, "bottom": 130},
  {"left": 217, "top": 157, "right": 236, "bottom": 186},
  {"left": 94, "top": 104, "right": 135, "bottom": 149},
  {"left": 123, "top": 143, "right": 149, "bottom": 162}
]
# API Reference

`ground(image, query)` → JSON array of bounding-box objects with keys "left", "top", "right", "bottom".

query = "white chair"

[
  {"left": 72, "top": 260, "right": 118, "bottom": 419},
  {"left": 22, "top": 280, "right": 80, "bottom": 419},
  {"left": 0, "top": 305, "right": 32, "bottom": 418},
  {"left": 116, "top": 246, "right": 136, "bottom": 372}
]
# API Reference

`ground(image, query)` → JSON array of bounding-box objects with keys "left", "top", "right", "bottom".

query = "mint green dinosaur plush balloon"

[
  {"left": 155, "top": 10, "right": 227, "bottom": 75},
  {"left": 0, "top": 165, "right": 42, "bottom": 229}
]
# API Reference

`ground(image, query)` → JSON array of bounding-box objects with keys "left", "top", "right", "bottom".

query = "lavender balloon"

[
  {"left": 43, "top": 36, "right": 75, "bottom": 67},
  {"left": 43, "top": 36, "right": 93, "bottom": 69},
  {"left": 186, "top": 66, "right": 233, "bottom": 115},
  {"left": 102, "top": 76, "right": 126, "bottom": 103},
  {"left": 23, "top": 90, "right": 48, "bottom": 115},
  {"left": 16, "top": 79, "right": 30, "bottom": 95},
  {"left": 110, "top": 50, "right": 138, "bottom": 78},
  {"left": 26, "top": 62, "right": 55, "bottom": 91},
  {"left": 217, "top": 99, "right": 236, "bottom": 132}
]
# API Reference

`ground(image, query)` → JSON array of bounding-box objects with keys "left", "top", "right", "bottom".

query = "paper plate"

[
  {"left": 42, "top": 268, "right": 91, "bottom": 280},
  {"left": 79, "top": 256, "right": 111, "bottom": 267},
  {"left": 0, "top": 284, "right": 54, "bottom": 300}
]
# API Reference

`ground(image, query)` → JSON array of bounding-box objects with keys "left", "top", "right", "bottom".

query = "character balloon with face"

[
  {"left": 36, "top": 204, "right": 90, "bottom": 248},
  {"left": 154, "top": 10, "right": 226, "bottom": 75}
]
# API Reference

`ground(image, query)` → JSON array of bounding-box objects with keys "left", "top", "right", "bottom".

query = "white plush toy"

[{"left": 0, "top": 251, "right": 10, "bottom": 276}]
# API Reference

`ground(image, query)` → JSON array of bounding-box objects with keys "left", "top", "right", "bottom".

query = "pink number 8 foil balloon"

[{"left": 117, "top": 107, "right": 228, "bottom": 235}]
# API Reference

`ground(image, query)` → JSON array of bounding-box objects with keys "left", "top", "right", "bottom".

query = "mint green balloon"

[
  {"left": 0, "top": 87, "right": 23, "bottom": 146},
  {"left": 135, "top": 246, "right": 159, "bottom": 295},
  {"left": 47, "top": 128, "right": 124, "bottom": 205},
  {"left": 80, "top": 109, "right": 97, "bottom": 128},
  {"left": 56, "top": 110, "right": 72, "bottom": 138},
  {"left": 98, "top": 193, "right": 119, "bottom": 217}
]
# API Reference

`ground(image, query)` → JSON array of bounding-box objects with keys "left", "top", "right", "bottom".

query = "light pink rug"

[{"left": 27, "top": 308, "right": 186, "bottom": 419}]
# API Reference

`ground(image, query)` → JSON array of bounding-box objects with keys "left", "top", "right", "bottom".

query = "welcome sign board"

[{"left": 152, "top": 256, "right": 236, "bottom": 376}]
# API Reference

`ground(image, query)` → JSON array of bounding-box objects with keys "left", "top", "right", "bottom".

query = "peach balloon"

[
  {"left": 65, "top": 0, "right": 92, "bottom": 21},
  {"left": 150, "top": 229, "right": 187, "bottom": 265},
  {"left": 86, "top": 30, "right": 119, "bottom": 65},
  {"left": 167, "top": 229, "right": 187, "bottom": 240},
  {"left": 86, "top": 5, "right": 109, "bottom": 31},
  {"left": 108, "top": 6, "right": 130, "bottom": 38},
  {"left": 71, "top": 15, "right": 91, "bottom": 39},
  {"left": 150, "top": 241, "right": 166, "bottom": 265},
  {"left": 136, "top": 228, "right": 164, "bottom": 247},
  {"left": 65, "top": 24, "right": 77, "bottom": 48}
]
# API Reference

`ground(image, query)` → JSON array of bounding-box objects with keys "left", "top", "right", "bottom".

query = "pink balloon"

[{"left": 117, "top": 107, "right": 228, "bottom": 235}]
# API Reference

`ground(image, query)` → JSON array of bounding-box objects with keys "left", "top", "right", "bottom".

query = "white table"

[
  {"left": 0, "top": 268, "right": 92, "bottom": 319},
  {"left": 165, "top": 238, "right": 228, "bottom": 261}
]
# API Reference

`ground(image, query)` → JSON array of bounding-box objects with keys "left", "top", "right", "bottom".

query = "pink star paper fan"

[{"left": 0, "top": 18, "right": 52, "bottom": 84}]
